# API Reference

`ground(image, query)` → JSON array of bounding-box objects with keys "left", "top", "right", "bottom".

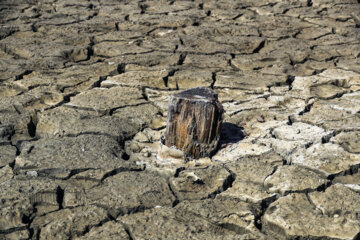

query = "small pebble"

[{"left": 26, "top": 170, "right": 38, "bottom": 177}]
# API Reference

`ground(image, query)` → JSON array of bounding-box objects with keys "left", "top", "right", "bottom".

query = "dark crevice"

[
  {"left": 206, "top": 169, "right": 235, "bottom": 199},
  {"left": 27, "top": 116, "right": 37, "bottom": 138},
  {"left": 9, "top": 160, "right": 16, "bottom": 170},
  {"left": 78, "top": 218, "right": 111, "bottom": 237},
  {"left": 335, "top": 17, "right": 352, "bottom": 23},
  {"left": 298, "top": 102, "right": 314, "bottom": 115},
  {"left": 292, "top": 56, "right": 309, "bottom": 66},
  {"left": 253, "top": 66, "right": 262, "bottom": 71},
  {"left": 305, "top": 192, "right": 317, "bottom": 210},
  {"left": 0, "top": 226, "right": 28, "bottom": 235},
  {"left": 0, "top": 27, "right": 17, "bottom": 40},
  {"left": 316, "top": 8, "right": 327, "bottom": 15},
  {"left": 210, "top": 72, "right": 217, "bottom": 89},
  {"left": 86, "top": 11, "right": 98, "bottom": 21},
  {"left": 253, "top": 195, "right": 278, "bottom": 231},
  {"left": 304, "top": 142, "right": 313, "bottom": 149},
  {"left": 13, "top": 105, "right": 22, "bottom": 115},
  {"left": 324, "top": 56, "right": 339, "bottom": 62},
  {"left": 58, "top": 78, "right": 87, "bottom": 92},
  {"left": 121, "top": 152, "right": 130, "bottom": 160},
  {"left": 122, "top": 223, "right": 135, "bottom": 240},
  {"left": 92, "top": 75, "right": 107, "bottom": 88},
  {"left": 228, "top": 109, "right": 243, "bottom": 117},
  {"left": 108, "top": 102, "right": 149, "bottom": 116},
  {"left": 100, "top": 167, "right": 144, "bottom": 182},
  {"left": 27, "top": 83, "right": 51, "bottom": 91},
  {"left": 315, "top": 181, "right": 332, "bottom": 192},
  {"left": 351, "top": 13, "right": 360, "bottom": 28},
  {"left": 167, "top": 182, "right": 180, "bottom": 207},
  {"left": 117, "top": 63, "right": 126, "bottom": 74},
  {"left": 353, "top": 232, "right": 360, "bottom": 240},
  {"left": 282, "top": 8, "right": 290, "bottom": 14},
  {"left": 286, "top": 75, "right": 295, "bottom": 90},
  {"left": 27, "top": 145, "right": 34, "bottom": 154},
  {"left": 177, "top": 53, "right": 187, "bottom": 65},
  {"left": 281, "top": 181, "right": 332, "bottom": 196},
  {"left": 252, "top": 40, "right": 265, "bottom": 54},
  {"left": 35, "top": 226, "right": 41, "bottom": 240},
  {"left": 141, "top": 87, "right": 149, "bottom": 101},
  {"left": 192, "top": 21, "right": 200, "bottom": 26},
  {"left": 56, "top": 186, "right": 64, "bottom": 209},
  {"left": 313, "top": 68, "right": 326, "bottom": 75},
  {"left": 162, "top": 69, "right": 177, "bottom": 88},
  {"left": 86, "top": 45, "right": 94, "bottom": 61},
  {"left": 289, "top": 57, "right": 295, "bottom": 66},
  {"left": 15, "top": 70, "right": 33, "bottom": 80},
  {"left": 328, "top": 163, "right": 360, "bottom": 181},
  {"left": 45, "top": 92, "right": 80, "bottom": 110},
  {"left": 282, "top": 158, "right": 288, "bottom": 165},
  {"left": 287, "top": 115, "right": 293, "bottom": 125},
  {"left": 174, "top": 167, "right": 186, "bottom": 177},
  {"left": 139, "top": 4, "right": 148, "bottom": 14},
  {"left": 60, "top": 168, "right": 93, "bottom": 180},
  {"left": 103, "top": 64, "right": 127, "bottom": 78},
  {"left": 321, "top": 132, "right": 334, "bottom": 144},
  {"left": 232, "top": 13, "right": 243, "bottom": 20},
  {"left": 87, "top": 3, "right": 95, "bottom": 9},
  {"left": 147, "top": 26, "right": 173, "bottom": 36},
  {"left": 270, "top": 130, "right": 276, "bottom": 139},
  {"left": 264, "top": 166, "right": 278, "bottom": 184},
  {"left": 28, "top": 226, "right": 35, "bottom": 239},
  {"left": 307, "top": 0, "right": 313, "bottom": 7}
]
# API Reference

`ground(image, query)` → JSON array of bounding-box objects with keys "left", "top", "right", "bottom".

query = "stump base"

[{"left": 165, "top": 87, "right": 224, "bottom": 159}]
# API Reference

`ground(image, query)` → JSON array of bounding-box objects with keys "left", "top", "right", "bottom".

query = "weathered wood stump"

[{"left": 165, "top": 87, "right": 224, "bottom": 159}]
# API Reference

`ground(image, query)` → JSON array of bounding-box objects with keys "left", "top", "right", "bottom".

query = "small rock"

[{"left": 26, "top": 170, "right": 38, "bottom": 177}]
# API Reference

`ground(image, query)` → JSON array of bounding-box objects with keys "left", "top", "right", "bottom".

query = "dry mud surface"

[{"left": 1, "top": 0, "right": 360, "bottom": 239}]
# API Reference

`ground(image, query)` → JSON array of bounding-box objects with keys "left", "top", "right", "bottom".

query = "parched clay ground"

[{"left": 1, "top": 0, "right": 360, "bottom": 239}]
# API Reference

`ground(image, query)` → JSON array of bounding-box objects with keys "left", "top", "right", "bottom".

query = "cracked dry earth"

[{"left": 1, "top": 0, "right": 360, "bottom": 239}]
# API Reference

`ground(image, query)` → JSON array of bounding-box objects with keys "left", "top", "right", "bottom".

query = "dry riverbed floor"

[{"left": 1, "top": 0, "right": 360, "bottom": 239}]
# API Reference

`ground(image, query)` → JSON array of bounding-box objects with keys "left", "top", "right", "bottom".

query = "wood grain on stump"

[{"left": 165, "top": 87, "right": 224, "bottom": 159}]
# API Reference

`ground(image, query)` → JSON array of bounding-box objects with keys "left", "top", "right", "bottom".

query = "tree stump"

[{"left": 165, "top": 87, "right": 224, "bottom": 159}]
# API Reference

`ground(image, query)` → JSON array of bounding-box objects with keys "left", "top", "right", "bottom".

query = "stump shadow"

[{"left": 220, "top": 122, "right": 245, "bottom": 145}]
